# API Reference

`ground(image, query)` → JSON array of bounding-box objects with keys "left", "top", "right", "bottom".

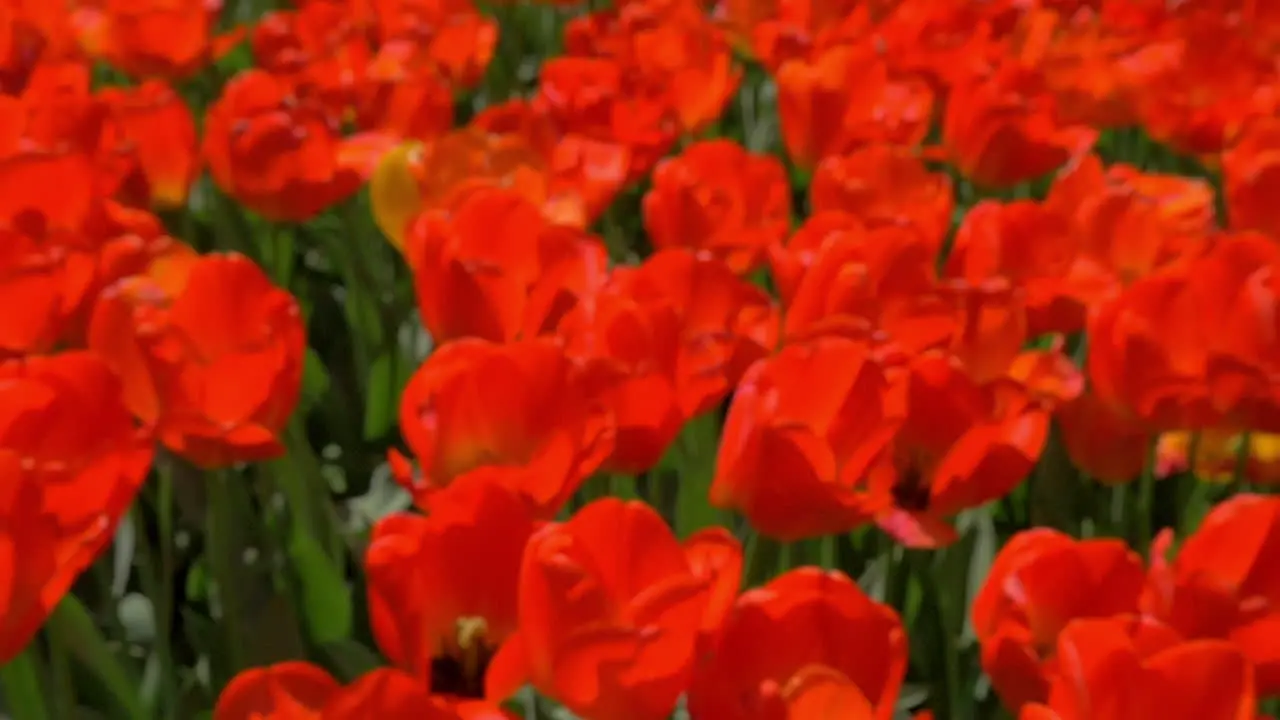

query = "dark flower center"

[
  {"left": 431, "top": 616, "right": 495, "bottom": 699},
  {"left": 891, "top": 465, "right": 931, "bottom": 511}
]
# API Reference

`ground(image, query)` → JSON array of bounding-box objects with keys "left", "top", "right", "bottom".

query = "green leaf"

[
  {"left": 289, "top": 533, "right": 354, "bottom": 644},
  {"left": 1178, "top": 473, "right": 1229, "bottom": 536},
  {"left": 963, "top": 511, "right": 998, "bottom": 643},
  {"left": 205, "top": 471, "right": 252, "bottom": 680},
  {"left": 277, "top": 423, "right": 344, "bottom": 560},
  {"left": 302, "top": 348, "right": 331, "bottom": 412},
  {"left": 670, "top": 413, "right": 731, "bottom": 538},
  {"left": 0, "top": 647, "right": 50, "bottom": 720},
  {"left": 46, "top": 596, "right": 144, "bottom": 720},
  {"left": 269, "top": 227, "right": 297, "bottom": 289},
  {"left": 936, "top": 542, "right": 971, "bottom": 631},
  {"left": 895, "top": 683, "right": 931, "bottom": 719},
  {"left": 318, "top": 640, "right": 382, "bottom": 682},
  {"left": 211, "top": 30, "right": 253, "bottom": 74},
  {"left": 109, "top": 519, "right": 135, "bottom": 599},
  {"left": 857, "top": 553, "right": 887, "bottom": 602},
  {"left": 185, "top": 558, "right": 208, "bottom": 602},
  {"left": 1028, "top": 429, "right": 1081, "bottom": 533},
  {"left": 204, "top": 470, "right": 307, "bottom": 682},
  {"left": 742, "top": 534, "right": 786, "bottom": 587},
  {"left": 362, "top": 351, "right": 396, "bottom": 440}
]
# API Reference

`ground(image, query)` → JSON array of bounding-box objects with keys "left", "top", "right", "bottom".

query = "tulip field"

[{"left": 5, "top": 0, "right": 1280, "bottom": 718}]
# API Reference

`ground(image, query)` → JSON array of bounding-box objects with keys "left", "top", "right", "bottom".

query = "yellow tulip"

[{"left": 370, "top": 140, "right": 425, "bottom": 252}]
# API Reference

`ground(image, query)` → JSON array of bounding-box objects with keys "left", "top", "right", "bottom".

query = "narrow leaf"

[{"left": 289, "top": 533, "right": 354, "bottom": 644}]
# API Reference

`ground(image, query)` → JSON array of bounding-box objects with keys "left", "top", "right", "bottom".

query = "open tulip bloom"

[{"left": 5, "top": 1, "right": 1280, "bottom": 719}]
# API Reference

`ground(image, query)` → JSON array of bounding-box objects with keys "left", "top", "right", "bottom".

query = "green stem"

[
  {"left": 268, "top": 223, "right": 297, "bottom": 289},
  {"left": 277, "top": 424, "right": 317, "bottom": 535},
  {"left": 134, "top": 469, "right": 178, "bottom": 718},
  {"left": 634, "top": 470, "right": 678, "bottom": 527},
  {"left": 743, "top": 533, "right": 784, "bottom": 587},
  {"left": 46, "top": 634, "right": 73, "bottom": 719},
  {"left": 1106, "top": 479, "right": 1125, "bottom": 536},
  {"left": 888, "top": 546, "right": 911, "bottom": 613},
  {"left": 922, "top": 554, "right": 965, "bottom": 719},
  {"left": 0, "top": 646, "right": 49, "bottom": 720},
  {"left": 672, "top": 414, "right": 729, "bottom": 536},
  {"left": 1175, "top": 432, "right": 1204, "bottom": 536},
  {"left": 817, "top": 535, "right": 837, "bottom": 569},
  {"left": 337, "top": 205, "right": 399, "bottom": 347},
  {"left": 777, "top": 541, "right": 794, "bottom": 572},
  {"left": 740, "top": 530, "right": 757, "bottom": 588},
  {"left": 46, "top": 597, "right": 144, "bottom": 720},
  {"left": 212, "top": 190, "right": 264, "bottom": 263},
  {"left": 206, "top": 469, "right": 247, "bottom": 676},
  {"left": 1133, "top": 438, "right": 1159, "bottom": 554},
  {"left": 283, "top": 422, "right": 345, "bottom": 560}
]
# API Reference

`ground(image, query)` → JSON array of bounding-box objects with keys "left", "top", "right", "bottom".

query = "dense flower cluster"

[{"left": 3, "top": 0, "right": 1280, "bottom": 718}]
